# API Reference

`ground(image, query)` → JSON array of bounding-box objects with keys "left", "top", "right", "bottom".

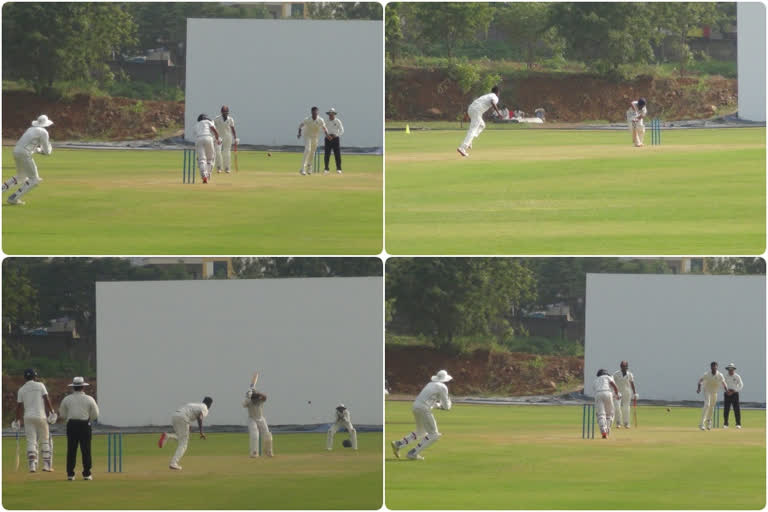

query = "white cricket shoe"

[
  {"left": 300, "top": 170, "right": 307, "bottom": 175},
  {"left": 736, "top": 425, "right": 742, "bottom": 429},
  {"left": 83, "top": 475, "right": 93, "bottom": 480},
  {"left": 337, "top": 170, "right": 342, "bottom": 174},
  {"left": 7, "top": 198, "right": 25, "bottom": 205},
  {"left": 324, "top": 170, "right": 330, "bottom": 175},
  {"left": 390, "top": 441, "right": 400, "bottom": 459},
  {"left": 169, "top": 463, "right": 182, "bottom": 470},
  {"left": 615, "top": 424, "right": 621, "bottom": 429},
  {"left": 406, "top": 452, "right": 424, "bottom": 461},
  {"left": 723, "top": 425, "right": 729, "bottom": 429},
  {"left": 699, "top": 425, "right": 706, "bottom": 430},
  {"left": 42, "top": 464, "right": 53, "bottom": 472},
  {"left": 67, "top": 475, "right": 75, "bottom": 481},
  {"left": 217, "top": 169, "right": 222, "bottom": 174},
  {"left": 457, "top": 147, "right": 468, "bottom": 157},
  {"left": 624, "top": 424, "right": 631, "bottom": 429}
]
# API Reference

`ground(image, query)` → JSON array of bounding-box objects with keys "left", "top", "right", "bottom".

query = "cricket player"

[
  {"left": 390, "top": 370, "right": 452, "bottom": 460},
  {"left": 593, "top": 369, "right": 621, "bottom": 439},
  {"left": 193, "top": 114, "right": 222, "bottom": 184},
  {"left": 723, "top": 363, "right": 744, "bottom": 429},
  {"left": 3, "top": 115, "right": 54, "bottom": 205},
  {"left": 457, "top": 86, "right": 502, "bottom": 157},
  {"left": 612, "top": 361, "right": 638, "bottom": 428},
  {"left": 243, "top": 388, "right": 273, "bottom": 457},
  {"left": 297, "top": 107, "right": 328, "bottom": 175},
  {"left": 59, "top": 376, "right": 99, "bottom": 480},
  {"left": 158, "top": 397, "right": 213, "bottom": 470},
  {"left": 324, "top": 108, "right": 344, "bottom": 174},
  {"left": 697, "top": 362, "right": 727, "bottom": 430},
  {"left": 626, "top": 97, "right": 647, "bottom": 147},
  {"left": 12, "top": 368, "right": 56, "bottom": 472},
  {"left": 214, "top": 105, "right": 238, "bottom": 174},
  {"left": 326, "top": 404, "right": 357, "bottom": 450}
]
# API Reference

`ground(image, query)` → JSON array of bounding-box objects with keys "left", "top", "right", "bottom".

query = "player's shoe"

[
  {"left": 623, "top": 424, "right": 630, "bottom": 429},
  {"left": 29, "top": 462, "right": 37, "bottom": 473},
  {"left": 83, "top": 475, "right": 93, "bottom": 480},
  {"left": 615, "top": 424, "right": 621, "bottom": 429},
  {"left": 169, "top": 463, "right": 182, "bottom": 470},
  {"left": 337, "top": 170, "right": 342, "bottom": 174},
  {"left": 457, "top": 147, "right": 468, "bottom": 157},
  {"left": 7, "top": 197, "right": 25, "bottom": 205},
  {"left": 390, "top": 441, "right": 400, "bottom": 459},
  {"left": 67, "top": 475, "right": 75, "bottom": 481},
  {"left": 202, "top": 176, "right": 208, "bottom": 184},
  {"left": 406, "top": 451, "right": 424, "bottom": 461},
  {"left": 217, "top": 169, "right": 222, "bottom": 174},
  {"left": 723, "top": 424, "right": 729, "bottom": 429},
  {"left": 736, "top": 425, "right": 742, "bottom": 429},
  {"left": 158, "top": 432, "right": 167, "bottom": 448},
  {"left": 225, "top": 169, "right": 231, "bottom": 174},
  {"left": 699, "top": 425, "right": 706, "bottom": 430},
  {"left": 42, "top": 464, "right": 53, "bottom": 472},
  {"left": 300, "top": 170, "right": 307, "bottom": 175}
]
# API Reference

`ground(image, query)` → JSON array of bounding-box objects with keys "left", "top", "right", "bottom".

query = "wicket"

[
  {"left": 107, "top": 432, "right": 123, "bottom": 472},
  {"left": 582, "top": 404, "right": 595, "bottom": 439},
  {"left": 650, "top": 118, "right": 662, "bottom": 146},
  {"left": 713, "top": 402, "right": 721, "bottom": 428},
  {"left": 182, "top": 149, "right": 196, "bottom": 184}
]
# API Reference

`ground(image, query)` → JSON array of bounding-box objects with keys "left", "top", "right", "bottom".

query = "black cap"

[
  {"left": 24, "top": 368, "right": 37, "bottom": 380},
  {"left": 638, "top": 98, "right": 647, "bottom": 107}
]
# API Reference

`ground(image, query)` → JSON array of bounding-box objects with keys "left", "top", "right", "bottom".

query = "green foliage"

[
  {"left": 307, "top": 2, "right": 381, "bottom": 20},
  {"left": 447, "top": 61, "right": 481, "bottom": 94},
  {"left": 414, "top": 3, "right": 495, "bottom": 57},
  {"left": 494, "top": 3, "right": 563, "bottom": 69},
  {"left": 107, "top": 80, "right": 184, "bottom": 101},
  {"left": 503, "top": 336, "right": 584, "bottom": 357},
  {"left": 235, "top": 257, "right": 381, "bottom": 278},
  {"left": 2, "top": 353, "right": 94, "bottom": 378}
]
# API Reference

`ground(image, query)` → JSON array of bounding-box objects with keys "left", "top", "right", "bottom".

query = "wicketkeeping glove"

[{"left": 11, "top": 420, "right": 20, "bottom": 430}]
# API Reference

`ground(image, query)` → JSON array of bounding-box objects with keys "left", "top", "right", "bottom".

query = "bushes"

[
  {"left": 106, "top": 81, "right": 184, "bottom": 101},
  {"left": 3, "top": 355, "right": 93, "bottom": 378}
]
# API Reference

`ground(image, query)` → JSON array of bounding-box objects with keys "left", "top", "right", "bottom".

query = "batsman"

[{"left": 243, "top": 372, "right": 274, "bottom": 457}]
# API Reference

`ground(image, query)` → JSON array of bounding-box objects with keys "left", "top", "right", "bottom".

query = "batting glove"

[
  {"left": 633, "top": 394, "right": 639, "bottom": 400},
  {"left": 47, "top": 412, "right": 58, "bottom": 424},
  {"left": 235, "top": 138, "right": 240, "bottom": 145},
  {"left": 11, "top": 420, "right": 20, "bottom": 431}
]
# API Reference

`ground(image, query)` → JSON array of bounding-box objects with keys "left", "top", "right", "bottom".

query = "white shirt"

[
  {"left": 15, "top": 126, "right": 52, "bottom": 156},
  {"left": 627, "top": 101, "right": 647, "bottom": 122},
  {"left": 469, "top": 92, "right": 499, "bottom": 112},
  {"left": 242, "top": 395, "right": 265, "bottom": 420},
  {"left": 592, "top": 374, "right": 616, "bottom": 394},
  {"left": 175, "top": 403, "right": 209, "bottom": 424},
  {"left": 612, "top": 370, "right": 635, "bottom": 392},
  {"left": 413, "top": 381, "right": 452, "bottom": 411},
  {"left": 300, "top": 116, "right": 327, "bottom": 139},
  {"left": 214, "top": 115, "right": 235, "bottom": 140},
  {"left": 17, "top": 381, "right": 49, "bottom": 419},
  {"left": 334, "top": 408, "right": 352, "bottom": 424},
  {"left": 724, "top": 372, "right": 743, "bottom": 392},
  {"left": 194, "top": 119, "right": 216, "bottom": 139},
  {"left": 700, "top": 371, "right": 726, "bottom": 393},
  {"left": 326, "top": 117, "right": 344, "bottom": 137},
  {"left": 59, "top": 391, "right": 99, "bottom": 421}
]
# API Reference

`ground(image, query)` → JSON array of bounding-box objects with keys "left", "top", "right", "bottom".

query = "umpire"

[
  {"left": 324, "top": 108, "right": 344, "bottom": 174},
  {"left": 723, "top": 363, "right": 744, "bottom": 429},
  {"left": 59, "top": 376, "right": 99, "bottom": 480}
]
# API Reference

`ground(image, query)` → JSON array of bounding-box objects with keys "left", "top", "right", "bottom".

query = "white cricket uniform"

[
  {"left": 626, "top": 101, "right": 647, "bottom": 145},
  {"left": 612, "top": 370, "right": 635, "bottom": 427},
  {"left": 194, "top": 120, "right": 217, "bottom": 178},
  {"left": 3, "top": 126, "right": 52, "bottom": 201},
  {"left": 592, "top": 375, "right": 616, "bottom": 434},
  {"left": 326, "top": 118, "right": 344, "bottom": 138},
  {"left": 327, "top": 408, "right": 357, "bottom": 450},
  {"left": 17, "top": 381, "right": 51, "bottom": 470},
  {"left": 394, "top": 381, "right": 451, "bottom": 457},
  {"left": 299, "top": 116, "right": 327, "bottom": 173},
  {"left": 166, "top": 403, "right": 209, "bottom": 466},
  {"left": 699, "top": 371, "right": 726, "bottom": 428},
  {"left": 214, "top": 115, "right": 236, "bottom": 171},
  {"left": 243, "top": 392, "right": 273, "bottom": 456},
  {"left": 724, "top": 373, "right": 743, "bottom": 393},
  {"left": 460, "top": 92, "right": 499, "bottom": 152}
]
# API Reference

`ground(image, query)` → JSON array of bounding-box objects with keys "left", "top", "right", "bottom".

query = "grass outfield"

[
  {"left": 385, "top": 128, "right": 765, "bottom": 254},
  {"left": 385, "top": 402, "right": 766, "bottom": 509},
  {"left": 3, "top": 431, "right": 382, "bottom": 509},
  {"left": 2, "top": 149, "right": 382, "bottom": 254}
]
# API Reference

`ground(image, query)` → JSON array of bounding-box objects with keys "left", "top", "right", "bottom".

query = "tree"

[
  {"left": 385, "top": 4, "right": 405, "bottom": 62},
  {"left": 1, "top": 260, "right": 39, "bottom": 333},
  {"left": 494, "top": 3, "right": 561, "bottom": 69},
  {"left": 651, "top": 3, "right": 719, "bottom": 77},
  {"left": 306, "top": 2, "right": 382, "bottom": 20},
  {"left": 236, "top": 258, "right": 381, "bottom": 278},
  {"left": 2, "top": 3, "right": 137, "bottom": 93},
  {"left": 705, "top": 257, "right": 766, "bottom": 275},
  {"left": 415, "top": 3, "right": 494, "bottom": 57}
]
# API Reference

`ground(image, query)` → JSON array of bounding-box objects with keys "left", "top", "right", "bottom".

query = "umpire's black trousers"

[
  {"left": 723, "top": 392, "right": 741, "bottom": 426},
  {"left": 66, "top": 419, "right": 93, "bottom": 477},
  {"left": 324, "top": 136, "right": 342, "bottom": 171}
]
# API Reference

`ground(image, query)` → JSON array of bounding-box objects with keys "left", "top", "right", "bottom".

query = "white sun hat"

[
  {"left": 725, "top": 363, "right": 737, "bottom": 370},
  {"left": 31, "top": 115, "right": 53, "bottom": 128},
  {"left": 431, "top": 370, "right": 453, "bottom": 383},
  {"left": 67, "top": 376, "right": 90, "bottom": 387},
  {"left": 326, "top": 107, "right": 338, "bottom": 115}
]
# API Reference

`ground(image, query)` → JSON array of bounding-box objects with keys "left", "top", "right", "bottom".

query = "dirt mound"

[
  {"left": 2, "top": 91, "right": 184, "bottom": 141},
  {"left": 3, "top": 376, "right": 97, "bottom": 425},
  {"left": 386, "top": 68, "right": 737, "bottom": 122},
  {"left": 386, "top": 345, "right": 583, "bottom": 396}
]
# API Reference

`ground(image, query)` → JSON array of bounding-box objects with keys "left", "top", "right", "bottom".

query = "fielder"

[
  {"left": 297, "top": 107, "right": 328, "bottom": 175},
  {"left": 697, "top": 361, "right": 727, "bottom": 430},
  {"left": 13, "top": 368, "right": 56, "bottom": 472},
  {"left": 593, "top": 369, "right": 621, "bottom": 439},
  {"left": 326, "top": 404, "right": 357, "bottom": 450},
  {"left": 243, "top": 386, "right": 273, "bottom": 457},
  {"left": 194, "top": 114, "right": 222, "bottom": 184},
  {"left": 626, "top": 97, "right": 647, "bottom": 147},
  {"left": 158, "top": 397, "right": 213, "bottom": 470},
  {"left": 457, "top": 86, "right": 502, "bottom": 157},
  {"left": 214, "top": 105, "right": 238, "bottom": 174},
  {"left": 390, "top": 370, "right": 452, "bottom": 461},
  {"left": 612, "top": 360, "right": 638, "bottom": 428},
  {"left": 3, "top": 115, "right": 54, "bottom": 205}
]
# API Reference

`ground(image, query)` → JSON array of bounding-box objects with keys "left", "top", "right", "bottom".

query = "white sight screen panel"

[
  {"left": 185, "top": 18, "right": 383, "bottom": 148},
  {"left": 585, "top": 274, "right": 765, "bottom": 402},
  {"left": 96, "top": 278, "right": 383, "bottom": 426}
]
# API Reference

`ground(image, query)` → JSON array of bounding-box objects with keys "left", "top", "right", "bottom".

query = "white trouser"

[
  {"left": 215, "top": 137, "right": 233, "bottom": 171},
  {"left": 167, "top": 414, "right": 190, "bottom": 466},
  {"left": 595, "top": 391, "right": 615, "bottom": 434},
  {"left": 248, "top": 417, "right": 273, "bottom": 456},
  {"left": 460, "top": 107, "right": 486, "bottom": 150},
  {"left": 614, "top": 390, "right": 631, "bottom": 426},
  {"left": 395, "top": 406, "right": 440, "bottom": 456},
  {"left": 301, "top": 136, "right": 319, "bottom": 172},
  {"left": 627, "top": 110, "right": 645, "bottom": 145},
  {"left": 701, "top": 391, "right": 718, "bottom": 427},
  {"left": 195, "top": 136, "right": 216, "bottom": 178},
  {"left": 326, "top": 420, "right": 358, "bottom": 450},
  {"left": 4, "top": 151, "right": 42, "bottom": 200},
  {"left": 24, "top": 416, "right": 50, "bottom": 470}
]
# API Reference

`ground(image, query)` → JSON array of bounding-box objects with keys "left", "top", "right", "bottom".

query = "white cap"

[
  {"left": 337, "top": 403, "right": 345, "bottom": 408},
  {"left": 725, "top": 363, "right": 737, "bottom": 370},
  {"left": 326, "top": 107, "right": 338, "bottom": 115},
  {"left": 431, "top": 370, "right": 453, "bottom": 383},
  {"left": 32, "top": 115, "right": 53, "bottom": 128},
  {"left": 67, "top": 376, "right": 90, "bottom": 387}
]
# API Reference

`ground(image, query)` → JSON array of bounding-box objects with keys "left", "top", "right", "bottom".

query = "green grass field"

[
  {"left": 3, "top": 431, "right": 382, "bottom": 509},
  {"left": 386, "top": 401, "right": 765, "bottom": 509},
  {"left": 386, "top": 128, "right": 765, "bottom": 254},
  {"left": 2, "top": 149, "right": 382, "bottom": 254}
]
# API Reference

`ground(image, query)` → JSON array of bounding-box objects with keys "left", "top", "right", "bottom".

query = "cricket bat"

[
  {"left": 15, "top": 431, "right": 20, "bottom": 472},
  {"left": 250, "top": 372, "right": 259, "bottom": 389},
  {"left": 632, "top": 397, "right": 638, "bottom": 427},
  {"left": 234, "top": 143, "right": 239, "bottom": 173}
]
